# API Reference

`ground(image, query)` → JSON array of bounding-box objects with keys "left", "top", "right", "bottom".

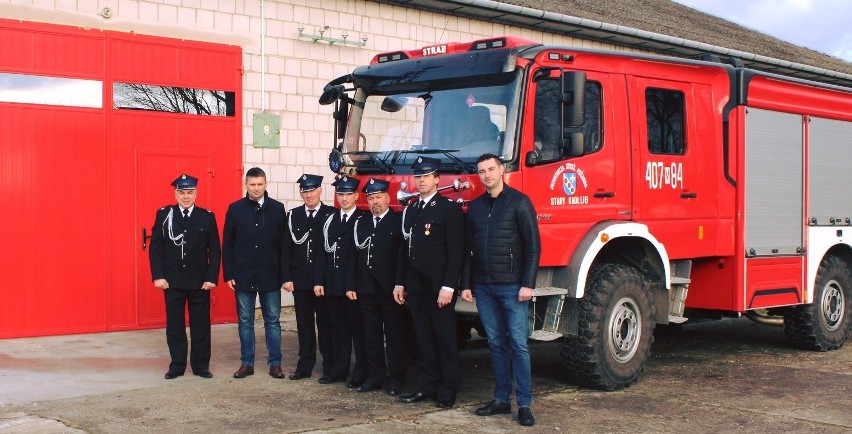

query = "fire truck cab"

[{"left": 319, "top": 36, "right": 852, "bottom": 390}]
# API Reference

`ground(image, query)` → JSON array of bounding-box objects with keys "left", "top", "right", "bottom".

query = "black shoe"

[
  {"left": 518, "top": 407, "right": 535, "bottom": 427},
  {"left": 399, "top": 391, "right": 434, "bottom": 403},
  {"left": 347, "top": 378, "right": 365, "bottom": 389},
  {"left": 355, "top": 382, "right": 380, "bottom": 393},
  {"left": 193, "top": 370, "right": 213, "bottom": 379},
  {"left": 384, "top": 385, "right": 401, "bottom": 396},
  {"left": 475, "top": 400, "right": 512, "bottom": 416},
  {"left": 318, "top": 375, "right": 345, "bottom": 384},
  {"left": 435, "top": 396, "right": 456, "bottom": 409},
  {"left": 164, "top": 370, "right": 184, "bottom": 380},
  {"left": 288, "top": 371, "right": 311, "bottom": 380}
]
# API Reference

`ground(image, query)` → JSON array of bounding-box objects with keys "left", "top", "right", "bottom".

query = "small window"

[
  {"left": 0, "top": 72, "right": 102, "bottom": 108},
  {"left": 646, "top": 88, "right": 685, "bottom": 155},
  {"left": 533, "top": 79, "right": 602, "bottom": 163},
  {"left": 113, "top": 82, "right": 235, "bottom": 116}
]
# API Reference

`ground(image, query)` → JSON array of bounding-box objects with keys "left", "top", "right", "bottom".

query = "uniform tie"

[
  {"left": 182, "top": 208, "right": 189, "bottom": 219},
  {"left": 308, "top": 209, "right": 315, "bottom": 219},
  {"left": 418, "top": 200, "right": 426, "bottom": 210},
  {"left": 342, "top": 213, "right": 348, "bottom": 224},
  {"left": 374, "top": 216, "right": 381, "bottom": 228}
]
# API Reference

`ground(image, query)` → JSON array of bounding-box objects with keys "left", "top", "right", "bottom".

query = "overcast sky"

[{"left": 673, "top": 0, "right": 852, "bottom": 62}]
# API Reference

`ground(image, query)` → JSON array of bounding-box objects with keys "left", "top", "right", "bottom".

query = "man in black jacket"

[
  {"left": 223, "top": 167, "right": 287, "bottom": 379},
  {"left": 282, "top": 174, "right": 336, "bottom": 381},
  {"left": 149, "top": 174, "right": 220, "bottom": 380},
  {"left": 461, "top": 153, "right": 541, "bottom": 427},
  {"left": 349, "top": 178, "right": 407, "bottom": 395},
  {"left": 396, "top": 156, "right": 465, "bottom": 409},
  {"left": 313, "top": 176, "right": 367, "bottom": 387}
]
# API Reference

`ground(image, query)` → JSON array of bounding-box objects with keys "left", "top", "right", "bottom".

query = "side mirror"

[
  {"left": 562, "top": 132, "right": 584, "bottom": 157},
  {"left": 319, "top": 85, "right": 345, "bottom": 105},
  {"left": 561, "top": 71, "right": 587, "bottom": 157},
  {"left": 525, "top": 150, "right": 539, "bottom": 167},
  {"left": 333, "top": 98, "right": 349, "bottom": 140},
  {"left": 381, "top": 96, "right": 408, "bottom": 112}
]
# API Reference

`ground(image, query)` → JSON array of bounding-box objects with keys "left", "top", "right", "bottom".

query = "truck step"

[
  {"left": 668, "top": 315, "right": 688, "bottom": 324},
  {"left": 531, "top": 287, "right": 569, "bottom": 297},
  {"left": 670, "top": 276, "right": 691, "bottom": 285},
  {"left": 529, "top": 329, "right": 563, "bottom": 341}
]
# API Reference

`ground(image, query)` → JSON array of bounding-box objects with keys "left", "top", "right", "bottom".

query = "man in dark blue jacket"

[
  {"left": 461, "top": 153, "right": 541, "bottom": 427},
  {"left": 223, "top": 167, "right": 287, "bottom": 379},
  {"left": 149, "top": 174, "right": 220, "bottom": 380}
]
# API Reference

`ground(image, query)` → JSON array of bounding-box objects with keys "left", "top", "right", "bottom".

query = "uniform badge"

[{"left": 425, "top": 223, "right": 431, "bottom": 236}]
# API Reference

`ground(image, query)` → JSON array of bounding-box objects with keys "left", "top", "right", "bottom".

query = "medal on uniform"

[{"left": 425, "top": 223, "right": 431, "bottom": 236}]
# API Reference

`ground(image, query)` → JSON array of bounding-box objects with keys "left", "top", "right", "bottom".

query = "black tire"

[
  {"left": 784, "top": 255, "right": 852, "bottom": 351},
  {"left": 561, "top": 264, "right": 655, "bottom": 390}
]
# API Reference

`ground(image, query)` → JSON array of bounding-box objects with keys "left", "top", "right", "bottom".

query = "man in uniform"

[
  {"left": 223, "top": 167, "right": 287, "bottom": 379},
  {"left": 461, "top": 153, "right": 541, "bottom": 427},
  {"left": 281, "top": 174, "right": 336, "bottom": 381},
  {"left": 349, "top": 178, "right": 407, "bottom": 395},
  {"left": 313, "top": 176, "right": 367, "bottom": 387},
  {"left": 396, "top": 157, "right": 465, "bottom": 409},
  {"left": 149, "top": 173, "right": 220, "bottom": 380}
]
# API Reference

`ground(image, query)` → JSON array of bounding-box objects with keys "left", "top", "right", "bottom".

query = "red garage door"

[{"left": 0, "top": 19, "right": 241, "bottom": 338}]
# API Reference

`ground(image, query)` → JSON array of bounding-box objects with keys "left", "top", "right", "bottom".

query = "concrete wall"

[{"left": 0, "top": 0, "right": 633, "bottom": 209}]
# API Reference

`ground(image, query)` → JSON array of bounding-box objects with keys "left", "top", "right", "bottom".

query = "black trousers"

[
  {"left": 407, "top": 290, "right": 461, "bottom": 400},
  {"left": 164, "top": 288, "right": 210, "bottom": 373},
  {"left": 327, "top": 295, "right": 367, "bottom": 380},
  {"left": 292, "top": 290, "right": 333, "bottom": 376},
  {"left": 359, "top": 292, "right": 407, "bottom": 388}
]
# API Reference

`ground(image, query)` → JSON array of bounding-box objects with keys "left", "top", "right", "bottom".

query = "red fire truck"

[{"left": 318, "top": 36, "right": 852, "bottom": 390}]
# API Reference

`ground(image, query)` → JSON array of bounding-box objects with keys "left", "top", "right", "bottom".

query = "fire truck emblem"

[{"left": 563, "top": 173, "right": 577, "bottom": 196}]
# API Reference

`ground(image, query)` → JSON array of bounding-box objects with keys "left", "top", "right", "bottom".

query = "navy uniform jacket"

[
  {"left": 402, "top": 195, "right": 465, "bottom": 294},
  {"left": 282, "top": 203, "right": 336, "bottom": 292},
  {"left": 222, "top": 193, "right": 286, "bottom": 292},
  {"left": 149, "top": 205, "right": 221, "bottom": 289},
  {"left": 314, "top": 208, "right": 367, "bottom": 296},
  {"left": 352, "top": 209, "right": 405, "bottom": 296}
]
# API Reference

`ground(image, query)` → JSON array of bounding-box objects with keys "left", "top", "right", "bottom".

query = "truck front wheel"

[
  {"left": 561, "top": 264, "right": 655, "bottom": 390},
  {"left": 784, "top": 255, "right": 852, "bottom": 351}
]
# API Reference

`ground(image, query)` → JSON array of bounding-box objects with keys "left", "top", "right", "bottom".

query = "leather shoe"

[
  {"left": 232, "top": 365, "right": 254, "bottom": 379},
  {"left": 164, "top": 370, "right": 184, "bottom": 380},
  {"left": 317, "top": 375, "right": 344, "bottom": 384},
  {"left": 385, "top": 387, "right": 400, "bottom": 396},
  {"left": 436, "top": 396, "right": 456, "bottom": 409},
  {"left": 288, "top": 371, "right": 310, "bottom": 380},
  {"left": 475, "top": 400, "right": 512, "bottom": 416},
  {"left": 347, "top": 378, "right": 365, "bottom": 389},
  {"left": 518, "top": 407, "right": 535, "bottom": 427},
  {"left": 399, "top": 391, "right": 434, "bottom": 403},
  {"left": 269, "top": 366, "right": 285, "bottom": 379},
  {"left": 193, "top": 370, "right": 213, "bottom": 379},
  {"left": 355, "top": 382, "right": 380, "bottom": 393}
]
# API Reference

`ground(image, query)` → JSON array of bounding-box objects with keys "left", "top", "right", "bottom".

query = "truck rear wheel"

[
  {"left": 784, "top": 255, "right": 852, "bottom": 351},
  {"left": 561, "top": 264, "right": 655, "bottom": 390}
]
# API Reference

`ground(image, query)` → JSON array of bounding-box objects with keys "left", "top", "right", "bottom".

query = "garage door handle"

[
  {"left": 680, "top": 192, "right": 697, "bottom": 199},
  {"left": 142, "top": 227, "right": 152, "bottom": 251}
]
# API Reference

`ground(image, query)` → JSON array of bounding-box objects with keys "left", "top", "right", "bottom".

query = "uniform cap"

[
  {"left": 362, "top": 178, "right": 390, "bottom": 195},
  {"left": 411, "top": 156, "right": 441, "bottom": 176},
  {"left": 331, "top": 176, "right": 360, "bottom": 193},
  {"left": 171, "top": 173, "right": 198, "bottom": 190},
  {"left": 297, "top": 174, "right": 323, "bottom": 192}
]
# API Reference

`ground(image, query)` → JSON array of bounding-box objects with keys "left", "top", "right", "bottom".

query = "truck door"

[
  {"left": 628, "top": 77, "right": 719, "bottom": 259},
  {"left": 521, "top": 68, "right": 632, "bottom": 266}
]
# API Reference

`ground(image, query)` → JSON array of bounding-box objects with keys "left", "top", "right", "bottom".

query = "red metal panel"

[
  {"left": 0, "top": 19, "right": 105, "bottom": 78},
  {"left": 0, "top": 19, "right": 241, "bottom": 338}
]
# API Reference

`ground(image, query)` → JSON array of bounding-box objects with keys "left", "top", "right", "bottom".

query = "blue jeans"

[
  {"left": 235, "top": 290, "right": 282, "bottom": 367},
  {"left": 474, "top": 282, "right": 532, "bottom": 407}
]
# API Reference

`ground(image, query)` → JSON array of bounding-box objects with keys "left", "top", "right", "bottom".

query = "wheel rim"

[
  {"left": 820, "top": 279, "right": 845, "bottom": 331},
  {"left": 608, "top": 297, "right": 641, "bottom": 363}
]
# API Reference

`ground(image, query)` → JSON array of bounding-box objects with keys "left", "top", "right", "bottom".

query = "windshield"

[{"left": 342, "top": 73, "right": 522, "bottom": 174}]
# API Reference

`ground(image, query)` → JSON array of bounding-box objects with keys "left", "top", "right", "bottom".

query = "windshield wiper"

[
  {"left": 344, "top": 151, "right": 395, "bottom": 174},
  {"left": 397, "top": 149, "right": 476, "bottom": 174}
]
